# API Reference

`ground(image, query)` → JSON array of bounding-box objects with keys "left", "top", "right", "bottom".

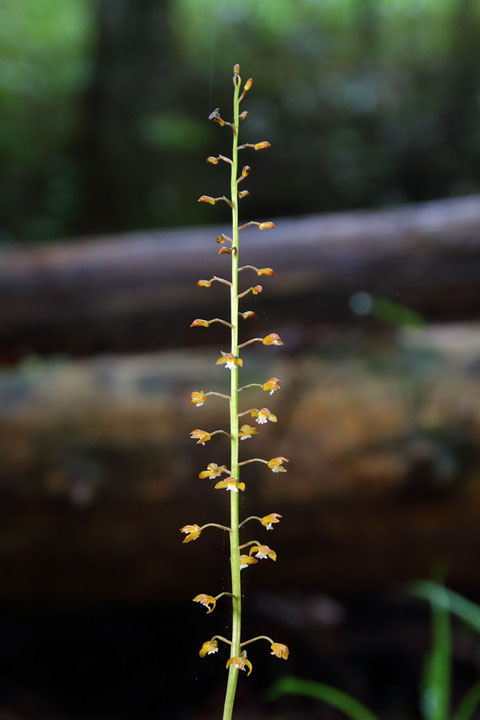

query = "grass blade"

[
  {"left": 453, "top": 679, "right": 480, "bottom": 720},
  {"left": 420, "top": 584, "right": 451, "bottom": 720},
  {"left": 412, "top": 581, "right": 480, "bottom": 633},
  {"left": 266, "top": 676, "right": 379, "bottom": 720}
]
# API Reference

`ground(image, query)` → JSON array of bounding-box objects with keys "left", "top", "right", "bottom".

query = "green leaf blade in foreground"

[
  {"left": 420, "top": 584, "right": 451, "bottom": 720},
  {"left": 266, "top": 676, "right": 379, "bottom": 720},
  {"left": 453, "top": 679, "right": 480, "bottom": 720},
  {"left": 412, "top": 580, "right": 480, "bottom": 634}
]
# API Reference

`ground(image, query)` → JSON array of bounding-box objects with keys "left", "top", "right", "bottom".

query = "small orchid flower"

[
  {"left": 239, "top": 424, "right": 259, "bottom": 440},
  {"left": 261, "top": 513, "right": 283, "bottom": 530},
  {"left": 262, "top": 333, "right": 283, "bottom": 346},
  {"left": 251, "top": 408, "right": 277, "bottom": 425},
  {"left": 198, "top": 463, "right": 229, "bottom": 479},
  {"left": 249, "top": 544, "right": 277, "bottom": 561},
  {"left": 226, "top": 655, "right": 253, "bottom": 676},
  {"left": 180, "top": 524, "right": 202, "bottom": 543},
  {"left": 267, "top": 456, "right": 289, "bottom": 472},
  {"left": 262, "top": 377, "right": 281, "bottom": 395},
  {"left": 199, "top": 639, "right": 219, "bottom": 657},
  {"left": 190, "top": 319, "right": 210, "bottom": 327},
  {"left": 190, "top": 429, "right": 212, "bottom": 445},
  {"left": 270, "top": 642, "right": 289, "bottom": 660},
  {"left": 216, "top": 351, "right": 243, "bottom": 371},
  {"left": 215, "top": 478, "right": 245, "bottom": 493},
  {"left": 239, "top": 555, "right": 258, "bottom": 570},
  {"left": 190, "top": 391, "right": 207, "bottom": 406},
  {"left": 193, "top": 594, "right": 217, "bottom": 614}
]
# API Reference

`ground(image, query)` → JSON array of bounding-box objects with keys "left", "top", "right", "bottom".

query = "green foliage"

[
  {"left": 267, "top": 583, "right": 480, "bottom": 720},
  {"left": 2, "top": 0, "right": 480, "bottom": 240},
  {"left": 421, "top": 584, "right": 451, "bottom": 720},
  {"left": 266, "top": 676, "right": 379, "bottom": 720},
  {"left": 0, "top": 0, "right": 93, "bottom": 240}
]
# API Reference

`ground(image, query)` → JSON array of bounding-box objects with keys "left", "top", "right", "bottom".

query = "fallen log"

[
  {"left": 1, "top": 326, "right": 480, "bottom": 606},
  {"left": 1, "top": 194, "right": 480, "bottom": 357}
]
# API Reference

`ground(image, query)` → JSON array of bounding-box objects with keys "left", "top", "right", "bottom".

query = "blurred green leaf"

[
  {"left": 266, "top": 676, "right": 379, "bottom": 720},
  {"left": 453, "top": 679, "right": 480, "bottom": 720},
  {"left": 412, "top": 581, "right": 480, "bottom": 633},
  {"left": 421, "top": 583, "right": 451, "bottom": 720},
  {"left": 140, "top": 113, "right": 209, "bottom": 152},
  {"left": 371, "top": 296, "right": 425, "bottom": 328}
]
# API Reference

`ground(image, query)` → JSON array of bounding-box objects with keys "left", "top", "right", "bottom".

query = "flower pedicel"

[{"left": 180, "top": 64, "right": 290, "bottom": 720}]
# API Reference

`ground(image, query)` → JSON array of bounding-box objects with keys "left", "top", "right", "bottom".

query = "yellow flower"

[
  {"left": 190, "top": 429, "right": 211, "bottom": 445},
  {"left": 267, "top": 456, "right": 289, "bottom": 472},
  {"left": 239, "top": 555, "right": 258, "bottom": 570},
  {"left": 261, "top": 513, "right": 283, "bottom": 530},
  {"left": 249, "top": 544, "right": 277, "bottom": 561},
  {"left": 270, "top": 642, "right": 289, "bottom": 660},
  {"left": 190, "top": 391, "right": 207, "bottom": 406},
  {"left": 193, "top": 594, "right": 217, "bottom": 614},
  {"left": 262, "top": 332, "right": 283, "bottom": 346},
  {"left": 215, "top": 478, "right": 245, "bottom": 493},
  {"left": 199, "top": 639, "right": 218, "bottom": 657},
  {"left": 252, "top": 284, "right": 263, "bottom": 295},
  {"left": 198, "top": 463, "right": 228, "bottom": 479},
  {"left": 226, "top": 655, "right": 253, "bottom": 676},
  {"left": 197, "top": 279, "right": 212, "bottom": 288},
  {"left": 190, "top": 319, "right": 210, "bottom": 327},
  {"left": 180, "top": 524, "right": 202, "bottom": 543},
  {"left": 258, "top": 222, "right": 275, "bottom": 230},
  {"left": 239, "top": 424, "right": 259, "bottom": 440},
  {"left": 262, "top": 377, "right": 281, "bottom": 395},
  {"left": 216, "top": 352, "right": 243, "bottom": 371},
  {"left": 251, "top": 407, "right": 277, "bottom": 425},
  {"left": 254, "top": 141, "right": 271, "bottom": 150}
]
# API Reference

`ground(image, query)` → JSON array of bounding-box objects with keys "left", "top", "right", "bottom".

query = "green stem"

[{"left": 223, "top": 69, "right": 242, "bottom": 720}]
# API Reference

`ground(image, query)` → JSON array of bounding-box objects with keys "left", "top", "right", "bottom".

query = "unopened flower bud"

[
  {"left": 241, "top": 165, "right": 251, "bottom": 178},
  {"left": 258, "top": 221, "right": 275, "bottom": 230},
  {"left": 239, "top": 111, "right": 248, "bottom": 120},
  {"left": 254, "top": 141, "right": 271, "bottom": 150},
  {"left": 252, "top": 285, "right": 263, "bottom": 295},
  {"left": 197, "top": 280, "right": 212, "bottom": 288},
  {"left": 206, "top": 156, "right": 219, "bottom": 164},
  {"left": 233, "top": 63, "right": 240, "bottom": 74},
  {"left": 238, "top": 190, "right": 250, "bottom": 199},
  {"left": 198, "top": 195, "right": 216, "bottom": 205},
  {"left": 244, "top": 78, "right": 253, "bottom": 92},
  {"left": 190, "top": 319, "right": 210, "bottom": 327}
]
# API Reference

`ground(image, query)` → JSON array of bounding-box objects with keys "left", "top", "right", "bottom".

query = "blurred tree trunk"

[{"left": 78, "top": 0, "right": 175, "bottom": 234}]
